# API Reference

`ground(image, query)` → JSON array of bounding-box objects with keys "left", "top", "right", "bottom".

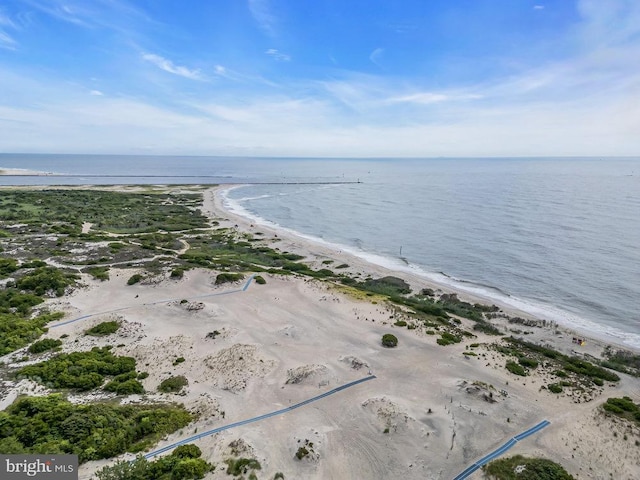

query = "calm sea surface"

[{"left": 1, "top": 154, "right": 639, "bottom": 348}]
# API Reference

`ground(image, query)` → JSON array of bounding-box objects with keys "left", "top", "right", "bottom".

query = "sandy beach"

[{"left": 3, "top": 185, "right": 638, "bottom": 479}]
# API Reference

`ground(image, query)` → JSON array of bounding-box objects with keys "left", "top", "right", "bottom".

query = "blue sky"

[{"left": 0, "top": 0, "right": 638, "bottom": 156}]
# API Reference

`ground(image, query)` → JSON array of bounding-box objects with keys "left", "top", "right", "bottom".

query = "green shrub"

[
  {"left": 158, "top": 375, "right": 188, "bottom": 393},
  {"left": 483, "top": 455, "right": 574, "bottom": 479},
  {"left": 170, "top": 268, "right": 184, "bottom": 279},
  {"left": 104, "top": 378, "right": 144, "bottom": 395},
  {"left": 87, "top": 267, "right": 109, "bottom": 281},
  {"left": 215, "top": 272, "right": 244, "bottom": 285},
  {"left": 505, "top": 361, "right": 528, "bottom": 376},
  {"left": 0, "top": 257, "right": 19, "bottom": 277},
  {"left": 518, "top": 357, "right": 539, "bottom": 369},
  {"left": 127, "top": 274, "right": 142, "bottom": 285},
  {"left": 548, "top": 383, "right": 563, "bottom": 393},
  {"left": 85, "top": 321, "right": 120, "bottom": 336},
  {"left": 28, "top": 338, "right": 62, "bottom": 354},
  {"left": 437, "top": 332, "right": 462, "bottom": 346},
  {"left": 394, "top": 320, "right": 407, "bottom": 327},
  {"left": 137, "top": 372, "right": 149, "bottom": 380},
  {"left": 225, "top": 458, "right": 261, "bottom": 476},
  {"left": 295, "top": 447, "right": 309, "bottom": 460},
  {"left": 173, "top": 357, "right": 185, "bottom": 365},
  {"left": 361, "top": 276, "right": 411, "bottom": 296},
  {"left": 381, "top": 334, "right": 398, "bottom": 348},
  {"left": 254, "top": 275, "right": 266, "bottom": 285},
  {"left": 173, "top": 444, "right": 202, "bottom": 459}
]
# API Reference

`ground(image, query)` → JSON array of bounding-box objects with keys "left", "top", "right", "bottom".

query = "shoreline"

[{"left": 210, "top": 184, "right": 640, "bottom": 357}]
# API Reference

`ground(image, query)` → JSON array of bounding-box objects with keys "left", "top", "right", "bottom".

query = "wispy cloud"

[
  {"left": 0, "top": 9, "right": 17, "bottom": 50},
  {"left": 533, "top": 5, "right": 545, "bottom": 10},
  {"left": 388, "top": 92, "right": 483, "bottom": 105},
  {"left": 22, "top": 0, "right": 92, "bottom": 27},
  {"left": 369, "top": 48, "right": 384, "bottom": 67},
  {"left": 249, "top": 0, "right": 278, "bottom": 37},
  {"left": 265, "top": 48, "right": 290, "bottom": 62},
  {"left": 0, "top": 31, "right": 16, "bottom": 50},
  {"left": 142, "top": 53, "right": 205, "bottom": 80},
  {"left": 89, "top": 90, "right": 104, "bottom": 96}
]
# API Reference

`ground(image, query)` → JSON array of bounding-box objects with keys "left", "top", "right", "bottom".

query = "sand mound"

[
  {"left": 285, "top": 364, "right": 329, "bottom": 385},
  {"left": 339, "top": 355, "right": 369, "bottom": 371},
  {"left": 362, "top": 397, "right": 415, "bottom": 433},
  {"left": 204, "top": 344, "right": 275, "bottom": 393},
  {"left": 457, "top": 380, "right": 499, "bottom": 404}
]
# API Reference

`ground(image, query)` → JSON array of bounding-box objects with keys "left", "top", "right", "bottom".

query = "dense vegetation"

[
  {"left": 14, "top": 267, "right": 79, "bottom": 297},
  {"left": 497, "top": 338, "right": 620, "bottom": 383},
  {"left": 0, "top": 311, "right": 63, "bottom": 356},
  {"left": 483, "top": 455, "right": 574, "bottom": 479},
  {"left": 18, "top": 346, "right": 139, "bottom": 392},
  {"left": 95, "top": 445, "right": 213, "bottom": 480},
  {"left": 601, "top": 347, "right": 640, "bottom": 377},
  {"left": 0, "top": 394, "right": 191, "bottom": 462},
  {"left": 0, "top": 190, "right": 207, "bottom": 233},
  {"left": 602, "top": 397, "right": 640, "bottom": 426}
]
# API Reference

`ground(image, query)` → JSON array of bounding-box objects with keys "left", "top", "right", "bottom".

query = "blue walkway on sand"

[
  {"left": 143, "top": 375, "right": 377, "bottom": 459},
  {"left": 50, "top": 275, "right": 255, "bottom": 328},
  {"left": 452, "top": 420, "right": 550, "bottom": 480}
]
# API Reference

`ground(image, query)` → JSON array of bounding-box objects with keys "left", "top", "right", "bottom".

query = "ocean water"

[{"left": 1, "top": 154, "right": 639, "bottom": 348}]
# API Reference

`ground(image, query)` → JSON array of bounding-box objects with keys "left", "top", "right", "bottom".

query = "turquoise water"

[{"left": 2, "top": 154, "right": 639, "bottom": 347}]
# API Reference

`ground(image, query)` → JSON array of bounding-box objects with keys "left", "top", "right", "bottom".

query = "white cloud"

[
  {"left": 248, "top": 0, "right": 277, "bottom": 37},
  {"left": 142, "top": 53, "right": 205, "bottom": 80},
  {"left": 533, "top": 5, "right": 545, "bottom": 10},
  {"left": 265, "top": 49, "right": 290, "bottom": 62},
  {"left": 90, "top": 90, "right": 104, "bottom": 96},
  {"left": 388, "top": 92, "right": 483, "bottom": 105}
]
